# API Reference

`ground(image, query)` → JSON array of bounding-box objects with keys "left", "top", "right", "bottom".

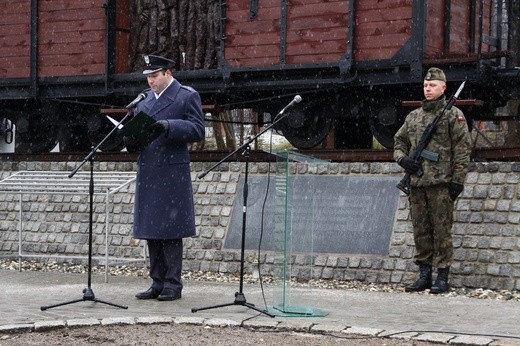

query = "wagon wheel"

[
  {"left": 14, "top": 109, "right": 59, "bottom": 153},
  {"left": 334, "top": 117, "right": 373, "bottom": 149},
  {"left": 87, "top": 114, "right": 125, "bottom": 152},
  {"left": 274, "top": 102, "right": 332, "bottom": 149},
  {"left": 368, "top": 101, "right": 405, "bottom": 149},
  {"left": 58, "top": 124, "right": 93, "bottom": 152}
]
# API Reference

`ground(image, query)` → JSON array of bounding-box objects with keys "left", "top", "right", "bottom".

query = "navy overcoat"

[{"left": 132, "top": 79, "right": 205, "bottom": 240}]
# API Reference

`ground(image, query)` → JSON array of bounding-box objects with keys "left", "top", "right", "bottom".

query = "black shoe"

[
  {"left": 157, "top": 288, "right": 182, "bottom": 301},
  {"left": 430, "top": 267, "right": 450, "bottom": 294},
  {"left": 135, "top": 287, "right": 161, "bottom": 300},
  {"left": 405, "top": 264, "right": 432, "bottom": 292}
]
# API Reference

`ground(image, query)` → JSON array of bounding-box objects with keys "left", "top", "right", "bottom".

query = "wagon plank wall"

[
  {"left": 479, "top": 0, "right": 493, "bottom": 53},
  {"left": 225, "top": 0, "right": 282, "bottom": 67},
  {"left": 285, "top": 0, "right": 348, "bottom": 64},
  {"left": 0, "top": 0, "right": 30, "bottom": 78},
  {"left": 354, "top": 0, "right": 412, "bottom": 61},
  {"left": 425, "top": 0, "right": 444, "bottom": 56},
  {"left": 425, "top": 0, "right": 494, "bottom": 59},
  {"left": 38, "top": 0, "right": 107, "bottom": 77},
  {"left": 449, "top": 1, "right": 472, "bottom": 53},
  {"left": 115, "top": 0, "right": 131, "bottom": 73}
]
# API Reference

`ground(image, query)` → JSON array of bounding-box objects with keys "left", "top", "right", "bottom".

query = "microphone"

[
  {"left": 125, "top": 93, "right": 146, "bottom": 109},
  {"left": 277, "top": 95, "right": 302, "bottom": 116}
]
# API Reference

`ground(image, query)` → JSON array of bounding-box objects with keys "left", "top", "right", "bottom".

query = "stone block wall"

[{"left": 0, "top": 159, "right": 519, "bottom": 290}]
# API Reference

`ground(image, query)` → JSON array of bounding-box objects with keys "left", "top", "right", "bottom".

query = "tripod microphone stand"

[
  {"left": 40, "top": 110, "right": 134, "bottom": 311},
  {"left": 191, "top": 95, "right": 302, "bottom": 317}
]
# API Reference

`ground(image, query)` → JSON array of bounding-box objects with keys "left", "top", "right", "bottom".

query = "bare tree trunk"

[
  {"left": 238, "top": 109, "right": 245, "bottom": 146},
  {"left": 193, "top": 0, "right": 207, "bottom": 69},
  {"left": 169, "top": 2, "right": 179, "bottom": 66},
  {"left": 204, "top": 0, "right": 219, "bottom": 68},
  {"left": 147, "top": 1, "right": 158, "bottom": 52},
  {"left": 156, "top": 0, "right": 171, "bottom": 54},
  {"left": 131, "top": 0, "right": 218, "bottom": 71},
  {"left": 252, "top": 111, "right": 260, "bottom": 150},
  {"left": 177, "top": 0, "right": 189, "bottom": 69},
  {"left": 135, "top": 0, "right": 153, "bottom": 66},
  {"left": 184, "top": 1, "right": 196, "bottom": 70},
  {"left": 222, "top": 111, "right": 236, "bottom": 150},
  {"left": 212, "top": 115, "right": 225, "bottom": 150}
]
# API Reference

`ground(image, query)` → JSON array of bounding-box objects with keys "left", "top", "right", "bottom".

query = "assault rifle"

[{"left": 396, "top": 81, "right": 466, "bottom": 195}]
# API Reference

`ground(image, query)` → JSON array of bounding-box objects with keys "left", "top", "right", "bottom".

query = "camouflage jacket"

[{"left": 393, "top": 96, "right": 471, "bottom": 187}]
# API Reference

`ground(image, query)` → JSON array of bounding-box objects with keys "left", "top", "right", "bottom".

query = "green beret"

[{"left": 424, "top": 67, "right": 446, "bottom": 82}]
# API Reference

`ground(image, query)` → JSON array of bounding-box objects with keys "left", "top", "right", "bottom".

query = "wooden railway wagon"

[{"left": 0, "top": 0, "right": 519, "bottom": 153}]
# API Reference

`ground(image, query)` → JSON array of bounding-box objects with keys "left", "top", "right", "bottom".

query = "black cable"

[
  {"left": 241, "top": 312, "right": 263, "bottom": 323},
  {"left": 49, "top": 98, "right": 119, "bottom": 108},
  {"left": 256, "top": 130, "right": 274, "bottom": 312},
  {"left": 204, "top": 117, "right": 263, "bottom": 125}
]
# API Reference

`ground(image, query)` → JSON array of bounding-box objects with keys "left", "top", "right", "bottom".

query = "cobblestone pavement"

[{"left": 1, "top": 270, "right": 520, "bottom": 345}]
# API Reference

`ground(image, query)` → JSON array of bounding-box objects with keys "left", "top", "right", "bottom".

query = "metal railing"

[{"left": 0, "top": 171, "right": 142, "bottom": 282}]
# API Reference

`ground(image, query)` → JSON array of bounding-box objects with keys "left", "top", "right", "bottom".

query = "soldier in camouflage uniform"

[{"left": 394, "top": 67, "right": 471, "bottom": 294}]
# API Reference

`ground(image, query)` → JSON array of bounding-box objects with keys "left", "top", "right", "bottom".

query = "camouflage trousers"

[{"left": 409, "top": 184, "right": 455, "bottom": 268}]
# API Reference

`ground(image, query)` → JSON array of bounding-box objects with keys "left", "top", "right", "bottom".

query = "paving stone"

[
  {"left": 135, "top": 316, "right": 173, "bottom": 324},
  {"left": 415, "top": 332, "right": 455, "bottom": 344},
  {"left": 380, "top": 329, "right": 420, "bottom": 339},
  {"left": 100, "top": 317, "right": 136, "bottom": 326},
  {"left": 489, "top": 338, "right": 520, "bottom": 346},
  {"left": 449, "top": 335, "right": 495, "bottom": 345},
  {"left": 66, "top": 318, "right": 101, "bottom": 328},
  {"left": 204, "top": 318, "right": 241, "bottom": 327},
  {"left": 276, "top": 320, "right": 313, "bottom": 332},
  {"left": 342, "top": 326, "right": 383, "bottom": 337},
  {"left": 173, "top": 316, "right": 206, "bottom": 325},
  {"left": 310, "top": 323, "right": 347, "bottom": 333},
  {"left": 242, "top": 319, "right": 279, "bottom": 329},
  {"left": 0, "top": 324, "right": 33, "bottom": 334},
  {"left": 33, "top": 320, "right": 66, "bottom": 331}
]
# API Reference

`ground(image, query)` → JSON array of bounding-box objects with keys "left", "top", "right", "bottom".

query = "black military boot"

[
  {"left": 405, "top": 264, "right": 432, "bottom": 292},
  {"left": 430, "top": 267, "right": 450, "bottom": 294}
]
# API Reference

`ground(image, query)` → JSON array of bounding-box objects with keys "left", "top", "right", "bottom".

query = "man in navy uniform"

[{"left": 125, "top": 54, "right": 205, "bottom": 301}]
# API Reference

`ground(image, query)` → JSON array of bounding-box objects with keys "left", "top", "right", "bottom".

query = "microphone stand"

[
  {"left": 191, "top": 99, "right": 300, "bottom": 317},
  {"left": 40, "top": 110, "right": 134, "bottom": 311}
]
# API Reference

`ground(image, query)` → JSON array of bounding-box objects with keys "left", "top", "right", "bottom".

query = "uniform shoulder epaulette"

[{"left": 181, "top": 85, "right": 196, "bottom": 93}]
